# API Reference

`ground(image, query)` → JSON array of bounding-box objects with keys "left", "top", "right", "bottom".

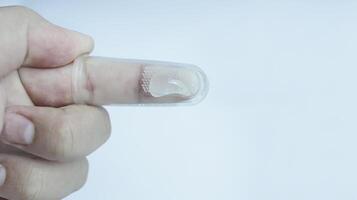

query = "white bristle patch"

[{"left": 141, "top": 67, "right": 153, "bottom": 96}]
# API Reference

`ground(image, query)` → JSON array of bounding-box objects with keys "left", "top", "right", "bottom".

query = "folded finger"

[
  {"left": 0, "top": 105, "right": 110, "bottom": 161},
  {"left": 0, "top": 154, "right": 88, "bottom": 200}
]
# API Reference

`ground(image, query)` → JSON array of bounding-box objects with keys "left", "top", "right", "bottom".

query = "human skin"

[
  {"left": 0, "top": 5, "right": 207, "bottom": 199},
  {"left": 0, "top": 6, "right": 110, "bottom": 200}
]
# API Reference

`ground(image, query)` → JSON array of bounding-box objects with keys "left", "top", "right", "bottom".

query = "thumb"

[{"left": 0, "top": 6, "right": 94, "bottom": 76}]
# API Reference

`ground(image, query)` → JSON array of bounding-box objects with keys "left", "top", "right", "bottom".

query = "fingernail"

[
  {"left": 0, "top": 164, "right": 6, "bottom": 186},
  {"left": 2, "top": 113, "right": 35, "bottom": 145}
]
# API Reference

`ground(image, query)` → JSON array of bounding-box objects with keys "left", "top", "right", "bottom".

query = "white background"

[{"left": 2, "top": 1, "right": 357, "bottom": 200}]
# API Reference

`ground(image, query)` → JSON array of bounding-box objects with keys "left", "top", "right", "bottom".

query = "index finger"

[{"left": 19, "top": 56, "right": 209, "bottom": 106}]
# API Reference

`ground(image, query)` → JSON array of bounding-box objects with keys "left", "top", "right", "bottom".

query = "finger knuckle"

[
  {"left": 99, "top": 107, "right": 112, "bottom": 140},
  {"left": 17, "top": 163, "right": 45, "bottom": 200},
  {"left": 74, "top": 159, "right": 89, "bottom": 191},
  {"left": 50, "top": 113, "right": 75, "bottom": 161}
]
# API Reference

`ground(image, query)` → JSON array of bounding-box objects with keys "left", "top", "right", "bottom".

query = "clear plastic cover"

[{"left": 72, "top": 56, "right": 209, "bottom": 106}]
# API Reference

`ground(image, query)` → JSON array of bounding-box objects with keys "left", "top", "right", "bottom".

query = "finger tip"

[
  {"left": 25, "top": 24, "right": 95, "bottom": 68},
  {"left": 72, "top": 30, "right": 95, "bottom": 55}
]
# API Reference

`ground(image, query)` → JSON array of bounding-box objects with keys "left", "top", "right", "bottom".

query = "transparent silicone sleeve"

[{"left": 71, "top": 56, "right": 209, "bottom": 106}]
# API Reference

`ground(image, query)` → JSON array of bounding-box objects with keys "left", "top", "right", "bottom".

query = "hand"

[
  {"left": 0, "top": 6, "right": 110, "bottom": 199},
  {"left": 0, "top": 4, "right": 207, "bottom": 200}
]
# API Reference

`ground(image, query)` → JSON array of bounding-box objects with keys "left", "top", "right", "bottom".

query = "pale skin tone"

[
  {"left": 0, "top": 6, "right": 110, "bottom": 200},
  {"left": 0, "top": 5, "right": 203, "bottom": 199}
]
